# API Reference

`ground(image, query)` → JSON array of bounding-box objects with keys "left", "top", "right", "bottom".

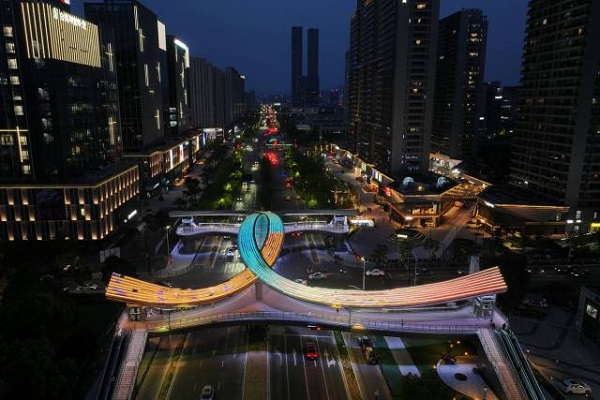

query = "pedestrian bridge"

[
  {"left": 106, "top": 211, "right": 507, "bottom": 310},
  {"left": 175, "top": 220, "right": 349, "bottom": 237}
]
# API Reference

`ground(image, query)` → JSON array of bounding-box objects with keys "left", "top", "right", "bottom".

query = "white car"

[
  {"left": 294, "top": 278, "right": 308, "bottom": 285},
  {"left": 366, "top": 269, "right": 385, "bottom": 276},
  {"left": 226, "top": 248, "right": 236, "bottom": 258},
  {"left": 200, "top": 385, "right": 214, "bottom": 400},
  {"left": 308, "top": 272, "right": 327, "bottom": 280},
  {"left": 559, "top": 379, "right": 592, "bottom": 396}
]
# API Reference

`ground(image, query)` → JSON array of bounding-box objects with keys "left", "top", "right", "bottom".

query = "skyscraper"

[
  {"left": 291, "top": 26, "right": 303, "bottom": 107},
  {"left": 0, "top": 0, "right": 139, "bottom": 241},
  {"left": 85, "top": 0, "right": 167, "bottom": 152},
  {"left": 306, "top": 28, "right": 320, "bottom": 107},
  {"left": 165, "top": 35, "right": 190, "bottom": 137},
  {"left": 432, "top": 9, "right": 488, "bottom": 161},
  {"left": 510, "top": 0, "right": 600, "bottom": 234},
  {"left": 347, "top": 0, "right": 440, "bottom": 176}
]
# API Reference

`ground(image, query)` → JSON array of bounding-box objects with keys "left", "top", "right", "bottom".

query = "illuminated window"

[
  {"left": 3, "top": 26, "right": 13, "bottom": 37},
  {"left": 8, "top": 58, "right": 18, "bottom": 70},
  {"left": 138, "top": 29, "right": 145, "bottom": 52},
  {"left": 14, "top": 105, "right": 23, "bottom": 116},
  {"left": 417, "top": 3, "right": 426, "bottom": 9},
  {"left": 10, "top": 75, "right": 19, "bottom": 85},
  {"left": 415, "top": 39, "right": 421, "bottom": 45},
  {"left": 6, "top": 42, "right": 15, "bottom": 53},
  {"left": 156, "top": 62, "right": 161, "bottom": 82},
  {"left": 144, "top": 64, "right": 149, "bottom": 86}
]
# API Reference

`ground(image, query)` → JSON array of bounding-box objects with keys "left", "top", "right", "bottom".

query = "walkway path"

[
  {"left": 384, "top": 336, "right": 420, "bottom": 377},
  {"left": 437, "top": 356, "right": 499, "bottom": 400}
]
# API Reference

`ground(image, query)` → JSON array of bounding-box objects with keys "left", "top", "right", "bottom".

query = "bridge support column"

[
  {"left": 255, "top": 281, "right": 263, "bottom": 301},
  {"left": 333, "top": 235, "right": 345, "bottom": 252}
]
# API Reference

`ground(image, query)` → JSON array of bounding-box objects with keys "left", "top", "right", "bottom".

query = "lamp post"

[
  {"left": 361, "top": 256, "right": 366, "bottom": 290},
  {"left": 165, "top": 225, "right": 171, "bottom": 260}
]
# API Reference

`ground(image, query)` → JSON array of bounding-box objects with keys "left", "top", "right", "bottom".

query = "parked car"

[
  {"left": 366, "top": 269, "right": 385, "bottom": 276},
  {"left": 559, "top": 379, "right": 592, "bottom": 396},
  {"left": 416, "top": 268, "right": 433, "bottom": 276},
  {"left": 308, "top": 272, "right": 327, "bottom": 280},
  {"left": 294, "top": 278, "right": 308, "bottom": 285},
  {"left": 305, "top": 342, "right": 319, "bottom": 360}
]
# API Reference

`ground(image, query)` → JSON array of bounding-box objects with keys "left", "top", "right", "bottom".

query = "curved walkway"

[
  {"left": 437, "top": 356, "right": 499, "bottom": 400},
  {"left": 106, "top": 212, "right": 507, "bottom": 311}
]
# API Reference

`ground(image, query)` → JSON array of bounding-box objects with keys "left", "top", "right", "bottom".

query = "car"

[
  {"left": 570, "top": 268, "right": 591, "bottom": 278},
  {"left": 291, "top": 231, "right": 302, "bottom": 237},
  {"left": 308, "top": 272, "right": 327, "bottom": 280},
  {"left": 226, "top": 248, "right": 235, "bottom": 260},
  {"left": 294, "top": 278, "right": 308, "bottom": 285},
  {"left": 456, "top": 269, "right": 468, "bottom": 275},
  {"left": 305, "top": 342, "right": 319, "bottom": 360},
  {"left": 357, "top": 336, "right": 373, "bottom": 350},
  {"left": 200, "top": 384, "right": 215, "bottom": 400},
  {"left": 366, "top": 269, "right": 385, "bottom": 276},
  {"left": 88, "top": 284, "right": 98, "bottom": 290},
  {"left": 416, "top": 268, "right": 433, "bottom": 276},
  {"left": 559, "top": 379, "right": 592, "bottom": 396}
]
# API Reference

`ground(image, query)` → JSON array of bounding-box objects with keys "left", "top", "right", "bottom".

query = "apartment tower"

[
  {"left": 347, "top": 0, "right": 440, "bottom": 175},
  {"left": 510, "top": 0, "right": 600, "bottom": 234}
]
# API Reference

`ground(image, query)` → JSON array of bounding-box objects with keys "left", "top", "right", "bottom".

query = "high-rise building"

[
  {"left": 85, "top": 0, "right": 167, "bottom": 152},
  {"left": 483, "top": 82, "right": 518, "bottom": 139},
  {"left": 0, "top": 0, "right": 138, "bottom": 241},
  {"left": 347, "top": 0, "right": 440, "bottom": 176},
  {"left": 165, "top": 35, "right": 190, "bottom": 137},
  {"left": 306, "top": 28, "right": 320, "bottom": 107},
  {"left": 510, "top": 0, "right": 600, "bottom": 234},
  {"left": 432, "top": 9, "right": 487, "bottom": 161},
  {"left": 189, "top": 57, "right": 217, "bottom": 128},
  {"left": 291, "top": 26, "right": 303, "bottom": 107},
  {"left": 224, "top": 66, "right": 246, "bottom": 126}
]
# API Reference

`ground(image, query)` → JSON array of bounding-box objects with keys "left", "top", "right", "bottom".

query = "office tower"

[
  {"left": 432, "top": 9, "right": 487, "bottom": 161},
  {"left": 291, "top": 26, "right": 303, "bottom": 107},
  {"left": 85, "top": 0, "right": 167, "bottom": 152},
  {"left": 224, "top": 66, "right": 246, "bottom": 126},
  {"left": 189, "top": 57, "right": 217, "bottom": 128},
  {"left": 347, "top": 0, "right": 440, "bottom": 175},
  {"left": 0, "top": 0, "right": 138, "bottom": 240},
  {"left": 306, "top": 28, "right": 320, "bottom": 107},
  {"left": 165, "top": 35, "right": 190, "bottom": 137},
  {"left": 510, "top": 0, "right": 600, "bottom": 234}
]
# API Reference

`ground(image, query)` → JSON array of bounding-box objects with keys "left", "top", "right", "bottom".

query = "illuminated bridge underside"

[{"left": 106, "top": 212, "right": 507, "bottom": 308}]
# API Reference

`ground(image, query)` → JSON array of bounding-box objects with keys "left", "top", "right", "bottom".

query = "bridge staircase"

[{"left": 478, "top": 328, "right": 530, "bottom": 399}]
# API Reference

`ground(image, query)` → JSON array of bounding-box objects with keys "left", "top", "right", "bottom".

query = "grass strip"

[{"left": 334, "top": 331, "right": 363, "bottom": 400}]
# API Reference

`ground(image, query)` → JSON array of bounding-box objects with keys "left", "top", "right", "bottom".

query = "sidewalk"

[
  {"left": 436, "top": 356, "right": 499, "bottom": 400},
  {"left": 384, "top": 336, "right": 420, "bottom": 377}
]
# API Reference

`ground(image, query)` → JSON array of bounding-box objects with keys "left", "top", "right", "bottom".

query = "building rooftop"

[{"left": 479, "top": 184, "right": 565, "bottom": 207}]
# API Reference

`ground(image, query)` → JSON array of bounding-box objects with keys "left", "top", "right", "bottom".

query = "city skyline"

[{"left": 74, "top": 0, "right": 528, "bottom": 95}]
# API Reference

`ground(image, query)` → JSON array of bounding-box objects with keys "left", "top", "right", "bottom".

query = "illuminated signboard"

[{"left": 20, "top": 3, "right": 101, "bottom": 68}]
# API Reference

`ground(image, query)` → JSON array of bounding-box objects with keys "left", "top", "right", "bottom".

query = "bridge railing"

[
  {"left": 175, "top": 221, "right": 349, "bottom": 236},
  {"left": 142, "top": 310, "right": 483, "bottom": 334}
]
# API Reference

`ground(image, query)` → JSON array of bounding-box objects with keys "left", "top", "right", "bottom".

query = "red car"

[{"left": 305, "top": 342, "right": 318, "bottom": 360}]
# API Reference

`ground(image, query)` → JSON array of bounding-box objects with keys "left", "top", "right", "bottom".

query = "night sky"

[{"left": 75, "top": 0, "right": 528, "bottom": 95}]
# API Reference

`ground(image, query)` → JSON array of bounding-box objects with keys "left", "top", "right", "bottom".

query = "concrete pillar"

[{"left": 255, "top": 281, "right": 263, "bottom": 300}]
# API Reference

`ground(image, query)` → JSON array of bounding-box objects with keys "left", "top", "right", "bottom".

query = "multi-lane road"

[{"left": 135, "top": 325, "right": 367, "bottom": 400}]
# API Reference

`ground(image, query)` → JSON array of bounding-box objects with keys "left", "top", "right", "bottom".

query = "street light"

[
  {"left": 361, "top": 256, "right": 366, "bottom": 290},
  {"left": 165, "top": 225, "right": 171, "bottom": 260}
]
